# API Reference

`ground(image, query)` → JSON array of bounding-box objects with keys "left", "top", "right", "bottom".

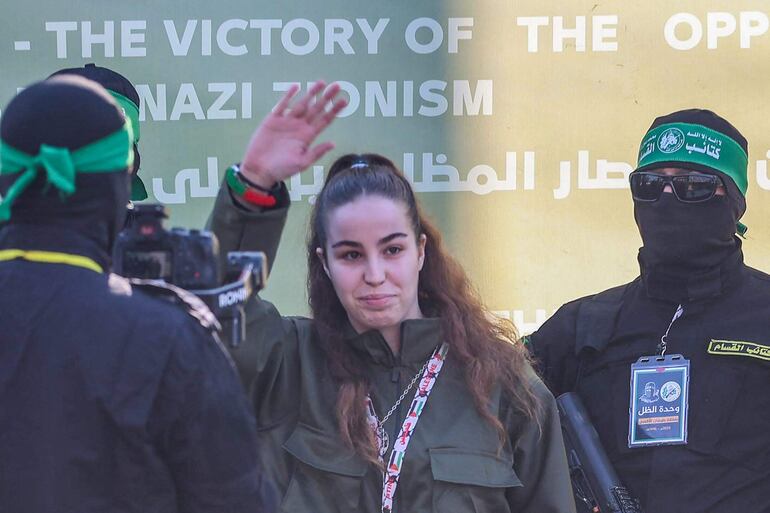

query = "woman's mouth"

[{"left": 358, "top": 294, "right": 395, "bottom": 308}]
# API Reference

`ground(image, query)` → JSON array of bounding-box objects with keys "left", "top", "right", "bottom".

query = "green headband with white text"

[{"left": 636, "top": 122, "right": 748, "bottom": 196}]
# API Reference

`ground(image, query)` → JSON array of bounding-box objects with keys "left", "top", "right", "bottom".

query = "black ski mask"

[
  {"left": 632, "top": 109, "right": 748, "bottom": 274},
  {"left": 634, "top": 192, "right": 738, "bottom": 272}
]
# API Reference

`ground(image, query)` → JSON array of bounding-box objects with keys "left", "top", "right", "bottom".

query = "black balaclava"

[
  {"left": 633, "top": 109, "right": 748, "bottom": 275},
  {"left": 0, "top": 78, "right": 131, "bottom": 267}
]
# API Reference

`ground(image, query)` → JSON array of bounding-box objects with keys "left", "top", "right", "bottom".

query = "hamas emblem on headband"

[{"left": 657, "top": 127, "right": 685, "bottom": 154}]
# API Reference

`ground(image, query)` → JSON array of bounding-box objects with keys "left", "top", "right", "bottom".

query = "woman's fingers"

[
  {"left": 304, "top": 141, "right": 336, "bottom": 167},
  {"left": 272, "top": 84, "right": 300, "bottom": 116},
  {"left": 289, "top": 80, "right": 326, "bottom": 118},
  {"left": 314, "top": 97, "right": 348, "bottom": 130},
  {"left": 306, "top": 83, "right": 343, "bottom": 123}
]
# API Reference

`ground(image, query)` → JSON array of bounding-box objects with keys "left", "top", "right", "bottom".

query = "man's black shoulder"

[
  {"left": 101, "top": 274, "right": 225, "bottom": 358},
  {"left": 123, "top": 276, "right": 220, "bottom": 333},
  {"left": 532, "top": 280, "right": 636, "bottom": 343},
  {"left": 526, "top": 279, "right": 638, "bottom": 394},
  {"left": 104, "top": 274, "right": 218, "bottom": 332},
  {"left": 744, "top": 264, "right": 770, "bottom": 286}
]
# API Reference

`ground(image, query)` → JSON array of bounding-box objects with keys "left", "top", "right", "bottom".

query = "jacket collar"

[
  {"left": 345, "top": 317, "right": 444, "bottom": 367},
  {"left": 0, "top": 223, "right": 110, "bottom": 273},
  {"left": 638, "top": 245, "right": 744, "bottom": 303}
]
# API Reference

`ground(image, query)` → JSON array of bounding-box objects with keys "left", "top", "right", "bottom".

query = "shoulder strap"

[
  {"left": 129, "top": 278, "right": 222, "bottom": 333},
  {"left": 569, "top": 283, "right": 632, "bottom": 391},
  {"left": 129, "top": 278, "right": 237, "bottom": 369}
]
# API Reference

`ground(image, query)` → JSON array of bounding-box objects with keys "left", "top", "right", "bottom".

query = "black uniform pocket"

[
  {"left": 688, "top": 358, "right": 770, "bottom": 471},
  {"left": 429, "top": 447, "right": 522, "bottom": 513},
  {"left": 280, "top": 422, "right": 367, "bottom": 513}
]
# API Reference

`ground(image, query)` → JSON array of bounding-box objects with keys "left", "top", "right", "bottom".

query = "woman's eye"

[
  {"left": 342, "top": 251, "right": 361, "bottom": 260},
  {"left": 385, "top": 246, "right": 402, "bottom": 256}
]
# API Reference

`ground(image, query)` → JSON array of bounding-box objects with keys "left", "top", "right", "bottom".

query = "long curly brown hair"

[{"left": 307, "top": 153, "right": 540, "bottom": 465}]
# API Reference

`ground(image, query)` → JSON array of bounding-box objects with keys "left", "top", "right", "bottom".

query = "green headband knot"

[
  {"left": 0, "top": 122, "right": 133, "bottom": 222},
  {"left": 36, "top": 144, "right": 77, "bottom": 194}
]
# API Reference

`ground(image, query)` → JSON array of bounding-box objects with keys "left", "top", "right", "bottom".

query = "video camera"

[{"left": 113, "top": 203, "right": 266, "bottom": 347}]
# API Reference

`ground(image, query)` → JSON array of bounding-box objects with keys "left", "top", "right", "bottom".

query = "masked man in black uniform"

[
  {"left": 528, "top": 109, "right": 770, "bottom": 513},
  {"left": 0, "top": 76, "right": 262, "bottom": 512}
]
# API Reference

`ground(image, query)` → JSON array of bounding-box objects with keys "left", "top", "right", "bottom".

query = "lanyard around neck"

[
  {"left": 0, "top": 249, "right": 103, "bottom": 274},
  {"left": 658, "top": 304, "right": 684, "bottom": 355},
  {"left": 365, "top": 342, "right": 449, "bottom": 513}
]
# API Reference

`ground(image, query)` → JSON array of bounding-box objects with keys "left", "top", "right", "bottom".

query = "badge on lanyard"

[{"left": 628, "top": 354, "right": 690, "bottom": 448}]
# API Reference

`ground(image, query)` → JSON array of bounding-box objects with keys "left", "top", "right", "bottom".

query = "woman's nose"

[{"left": 363, "top": 258, "right": 386, "bottom": 285}]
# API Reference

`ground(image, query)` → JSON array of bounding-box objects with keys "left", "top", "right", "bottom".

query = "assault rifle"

[{"left": 557, "top": 393, "right": 643, "bottom": 513}]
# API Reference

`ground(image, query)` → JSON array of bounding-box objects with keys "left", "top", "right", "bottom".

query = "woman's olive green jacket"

[{"left": 207, "top": 184, "right": 576, "bottom": 513}]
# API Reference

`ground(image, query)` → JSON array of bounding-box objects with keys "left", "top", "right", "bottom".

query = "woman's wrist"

[
  {"left": 239, "top": 162, "right": 278, "bottom": 190},
  {"left": 225, "top": 164, "right": 279, "bottom": 208}
]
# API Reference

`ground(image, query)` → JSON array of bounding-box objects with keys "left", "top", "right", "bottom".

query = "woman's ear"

[
  {"left": 316, "top": 247, "right": 331, "bottom": 277},
  {"left": 417, "top": 233, "right": 427, "bottom": 271}
]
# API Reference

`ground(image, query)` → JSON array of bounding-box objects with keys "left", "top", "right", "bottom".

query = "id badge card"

[{"left": 628, "top": 354, "right": 690, "bottom": 448}]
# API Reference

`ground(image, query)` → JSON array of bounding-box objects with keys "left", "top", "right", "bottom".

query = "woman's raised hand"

[{"left": 240, "top": 81, "right": 347, "bottom": 189}]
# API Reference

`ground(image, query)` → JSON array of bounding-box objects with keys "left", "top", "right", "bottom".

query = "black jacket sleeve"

[{"left": 527, "top": 300, "right": 582, "bottom": 396}]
